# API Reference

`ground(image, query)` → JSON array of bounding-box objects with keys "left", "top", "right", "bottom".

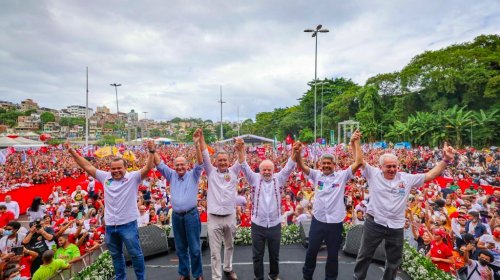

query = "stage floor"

[{"left": 127, "top": 244, "right": 411, "bottom": 280}]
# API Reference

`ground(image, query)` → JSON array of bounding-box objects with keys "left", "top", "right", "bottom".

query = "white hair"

[
  {"left": 259, "top": 159, "right": 274, "bottom": 170},
  {"left": 379, "top": 153, "right": 399, "bottom": 166}
]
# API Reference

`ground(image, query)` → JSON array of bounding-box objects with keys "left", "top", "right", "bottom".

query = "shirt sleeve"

[
  {"left": 307, "top": 169, "right": 319, "bottom": 183},
  {"left": 277, "top": 158, "right": 297, "bottom": 187},
  {"left": 192, "top": 164, "right": 204, "bottom": 181},
  {"left": 156, "top": 162, "right": 174, "bottom": 182},
  {"left": 94, "top": 170, "right": 110, "bottom": 185},
  {"left": 239, "top": 161, "right": 260, "bottom": 187},
  {"left": 202, "top": 149, "right": 214, "bottom": 176},
  {"left": 402, "top": 173, "right": 426, "bottom": 189},
  {"left": 361, "top": 163, "right": 377, "bottom": 180}
]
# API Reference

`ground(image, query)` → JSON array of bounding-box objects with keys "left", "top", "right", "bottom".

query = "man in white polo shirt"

[
  {"left": 197, "top": 128, "right": 239, "bottom": 280},
  {"left": 298, "top": 130, "right": 363, "bottom": 280},
  {"left": 236, "top": 138, "right": 298, "bottom": 280},
  {"left": 353, "top": 142, "right": 456, "bottom": 280},
  {"left": 64, "top": 140, "right": 156, "bottom": 280}
]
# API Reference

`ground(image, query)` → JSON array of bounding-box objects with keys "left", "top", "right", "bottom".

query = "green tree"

[{"left": 40, "top": 112, "right": 55, "bottom": 124}]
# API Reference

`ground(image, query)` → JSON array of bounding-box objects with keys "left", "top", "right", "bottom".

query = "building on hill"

[{"left": 20, "top": 99, "right": 39, "bottom": 111}]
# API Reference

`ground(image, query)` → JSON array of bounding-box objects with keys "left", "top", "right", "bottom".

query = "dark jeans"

[
  {"left": 303, "top": 217, "right": 343, "bottom": 280},
  {"left": 172, "top": 208, "right": 203, "bottom": 278},
  {"left": 251, "top": 222, "right": 281, "bottom": 280},
  {"left": 353, "top": 215, "right": 404, "bottom": 280},
  {"left": 105, "top": 220, "right": 145, "bottom": 280}
]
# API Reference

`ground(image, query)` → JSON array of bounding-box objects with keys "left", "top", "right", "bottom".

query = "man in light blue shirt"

[{"left": 155, "top": 131, "right": 204, "bottom": 280}]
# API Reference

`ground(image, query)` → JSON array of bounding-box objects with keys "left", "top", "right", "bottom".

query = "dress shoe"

[
  {"left": 195, "top": 277, "right": 204, "bottom": 280},
  {"left": 224, "top": 270, "right": 238, "bottom": 280},
  {"left": 179, "top": 276, "right": 190, "bottom": 280}
]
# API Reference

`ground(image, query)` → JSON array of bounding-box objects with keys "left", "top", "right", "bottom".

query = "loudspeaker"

[
  {"left": 124, "top": 225, "right": 169, "bottom": 260},
  {"left": 167, "top": 223, "right": 209, "bottom": 251},
  {"left": 300, "top": 221, "right": 311, "bottom": 248},
  {"left": 342, "top": 224, "right": 386, "bottom": 262}
]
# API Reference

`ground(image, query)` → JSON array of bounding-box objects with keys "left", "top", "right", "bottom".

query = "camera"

[
  {"left": 11, "top": 246, "right": 23, "bottom": 256},
  {"left": 35, "top": 219, "right": 42, "bottom": 229}
]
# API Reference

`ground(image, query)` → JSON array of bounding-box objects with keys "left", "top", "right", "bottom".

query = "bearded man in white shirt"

[
  {"left": 297, "top": 130, "right": 363, "bottom": 280},
  {"left": 196, "top": 128, "right": 239, "bottom": 280},
  {"left": 353, "top": 143, "right": 456, "bottom": 280},
  {"left": 236, "top": 139, "right": 298, "bottom": 280}
]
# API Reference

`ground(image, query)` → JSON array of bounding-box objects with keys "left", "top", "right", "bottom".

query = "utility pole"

[{"left": 217, "top": 86, "right": 226, "bottom": 140}]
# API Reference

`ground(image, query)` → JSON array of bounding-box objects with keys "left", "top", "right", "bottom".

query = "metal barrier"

[{"left": 49, "top": 244, "right": 109, "bottom": 280}]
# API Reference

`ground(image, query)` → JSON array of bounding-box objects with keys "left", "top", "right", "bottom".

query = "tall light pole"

[
  {"left": 217, "top": 86, "right": 226, "bottom": 140},
  {"left": 304, "top": 24, "right": 329, "bottom": 143},
  {"left": 143, "top": 112, "right": 148, "bottom": 138},
  {"left": 110, "top": 83, "right": 122, "bottom": 114},
  {"left": 85, "top": 67, "right": 89, "bottom": 146}
]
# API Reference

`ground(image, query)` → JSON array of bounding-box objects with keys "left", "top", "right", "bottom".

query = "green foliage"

[
  {"left": 0, "top": 109, "right": 25, "bottom": 127},
  {"left": 40, "top": 112, "right": 55, "bottom": 124},
  {"left": 97, "top": 135, "right": 117, "bottom": 146},
  {"left": 72, "top": 251, "right": 114, "bottom": 280},
  {"left": 240, "top": 34, "right": 499, "bottom": 147},
  {"left": 60, "top": 117, "right": 85, "bottom": 127}
]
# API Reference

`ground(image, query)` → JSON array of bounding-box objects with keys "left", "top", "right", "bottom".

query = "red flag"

[{"left": 285, "top": 134, "right": 294, "bottom": 145}]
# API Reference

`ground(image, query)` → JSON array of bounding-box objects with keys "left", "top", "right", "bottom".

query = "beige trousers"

[{"left": 207, "top": 213, "right": 236, "bottom": 280}]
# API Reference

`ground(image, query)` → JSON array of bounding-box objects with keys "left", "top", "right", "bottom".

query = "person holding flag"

[
  {"left": 64, "top": 139, "right": 156, "bottom": 280},
  {"left": 297, "top": 130, "right": 363, "bottom": 280}
]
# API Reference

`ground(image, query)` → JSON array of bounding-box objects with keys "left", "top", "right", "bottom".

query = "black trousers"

[
  {"left": 302, "top": 217, "right": 343, "bottom": 280},
  {"left": 251, "top": 222, "right": 281, "bottom": 280},
  {"left": 353, "top": 215, "right": 404, "bottom": 280}
]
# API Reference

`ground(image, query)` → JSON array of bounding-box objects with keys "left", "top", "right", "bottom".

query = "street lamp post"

[
  {"left": 110, "top": 83, "right": 122, "bottom": 114},
  {"left": 85, "top": 67, "right": 89, "bottom": 146},
  {"left": 304, "top": 24, "right": 329, "bottom": 143}
]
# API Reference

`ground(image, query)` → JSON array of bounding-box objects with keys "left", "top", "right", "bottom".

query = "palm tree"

[
  {"left": 472, "top": 109, "right": 499, "bottom": 147},
  {"left": 443, "top": 105, "right": 473, "bottom": 147}
]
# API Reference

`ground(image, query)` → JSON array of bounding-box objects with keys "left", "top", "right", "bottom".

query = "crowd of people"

[{"left": 0, "top": 136, "right": 498, "bottom": 279}]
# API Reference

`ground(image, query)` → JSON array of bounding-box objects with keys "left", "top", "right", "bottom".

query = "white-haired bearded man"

[{"left": 235, "top": 139, "right": 298, "bottom": 280}]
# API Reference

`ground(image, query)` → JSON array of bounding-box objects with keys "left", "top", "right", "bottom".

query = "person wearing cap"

[
  {"left": 153, "top": 132, "right": 204, "bottom": 280},
  {"left": 196, "top": 128, "right": 239, "bottom": 280},
  {"left": 353, "top": 142, "right": 457, "bottom": 280},
  {"left": 429, "top": 228, "right": 454, "bottom": 273},
  {"left": 236, "top": 136, "right": 298, "bottom": 280},
  {"left": 297, "top": 130, "right": 363, "bottom": 280},
  {"left": 64, "top": 139, "right": 156, "bottom": 280}
]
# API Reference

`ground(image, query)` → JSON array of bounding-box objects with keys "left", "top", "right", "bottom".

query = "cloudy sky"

[{"left": 1, "top": 1, "right": 498, "bottom": 122}]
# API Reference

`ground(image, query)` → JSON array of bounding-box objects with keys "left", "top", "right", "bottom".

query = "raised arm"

[
  {"left": 64, "top": 140, "right": 97, "bottom": 178},
  {"left": 193, "top": 128, "right": 203, "bottom": 165},
  {"left": 295, "top": 142, "right": 310, "bottom": 176},
  {"left": 349, "top": 130, "right": 364, "bottom": 173},
  {"left": 140, "top": 140, "right": 156, "bottom": 180},
  {"left": 235, "top": 138, "right": 246, "bottom": 164},
  {"left": 424, "top": 142, "right": 456, "bottom": 182}
]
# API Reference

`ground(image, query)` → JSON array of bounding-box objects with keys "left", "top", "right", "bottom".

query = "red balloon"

[{"left": 39, "top": 134, "right": 51, "bottom": 142}]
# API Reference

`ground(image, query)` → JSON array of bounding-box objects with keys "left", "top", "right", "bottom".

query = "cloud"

[{"left": 0, "top": 0, "right": 498, "bottom": 121}]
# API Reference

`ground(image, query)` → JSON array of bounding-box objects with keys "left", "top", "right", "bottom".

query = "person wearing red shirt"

[
  {"left": 0, "top": 205, "right": 15, "bottom": 228},
  {"left": 198, "top": 206, "right": 207, "bottom": 223},
  {"left": 428, "top": 228, "right": 454, "bottom": 273},
  {"left": 240, "top": 208, "right": 251, "bottom": 227},
  {"left": 283, "top": 194, "right": 296, "bottom": 225}
]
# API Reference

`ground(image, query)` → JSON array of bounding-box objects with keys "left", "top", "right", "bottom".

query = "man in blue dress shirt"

[{"left": 155, "top": 131, "right": 204, "bottom": 280}]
